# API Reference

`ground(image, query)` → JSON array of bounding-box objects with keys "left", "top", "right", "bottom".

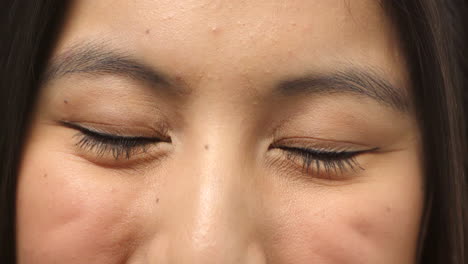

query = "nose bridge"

[
  {"left": 164, "top": 119, "right": 264, "bottom": 263},
  {"left": 184, "top": 164, "right": 244, "bottom": 261}
]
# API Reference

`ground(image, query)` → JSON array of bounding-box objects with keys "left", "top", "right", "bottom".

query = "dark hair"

[
  {"left": 384, "top": 1, "right": 468, "bottom": 263},
  {"left": 1, "top": 0, "right": 466, "bottom": 263}
]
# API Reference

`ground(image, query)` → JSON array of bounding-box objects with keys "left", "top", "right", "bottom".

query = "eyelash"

[
  {"left": 274, "top": 146, "right": 371, "bottom": 177},
  {"left": 64, "top": 122, "right": 164, "bottom": 160},
  {"left": 66, "top": 122, "right": 370, "bottom": 176}
]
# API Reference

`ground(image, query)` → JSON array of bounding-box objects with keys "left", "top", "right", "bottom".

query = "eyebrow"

[
  {"left": 276, "top": 69, "right": 410, "bottom": 113},
  {"left": 43, "top": 42, "right": 189, "bottom": 96},
  {"left": 44, "top": 42, "right": 409, "bottom": 113}
]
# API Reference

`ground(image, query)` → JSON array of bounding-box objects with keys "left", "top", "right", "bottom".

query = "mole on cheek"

[
  {"left": 63, "top": 100, "right": 68, "bottom": 104},
  {"left": 385, "top": 206, "right": 392, "bottom": 213},
  {"left": 145, "top": 29, "right": 150, "bottom": 34},
  {"left": 204, "top": 145, "right": 209, "bottom": 150}
]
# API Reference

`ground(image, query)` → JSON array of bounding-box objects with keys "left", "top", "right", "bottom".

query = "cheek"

[
  {"left": 264, "top": 205, "right": 373, "bottom": 263},
  {"left": 16, "top": 145, "right": 143, "bottom": 264},
  {"left": 265, "top": 184, "right": 422, "bottom": 264}
]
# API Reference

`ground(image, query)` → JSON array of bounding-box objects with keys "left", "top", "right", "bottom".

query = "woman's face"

[{"left": 16, "top": 0, "right": 423, "bottom": 263}]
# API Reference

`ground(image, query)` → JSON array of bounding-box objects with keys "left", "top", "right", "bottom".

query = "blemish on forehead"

[
  {"left": 210, "top": 25, "right": 221, "bottom": 35},
  {"left": 204, "top": 144, "right": 209, "bottom": 150},
  {"left": 63, "top": 100, "right": 68, "bottom": 104},
  {"left": 162, "top": 14, "right": 174, "bottom": 20},
  {"left": 145, "top": 29, "right": 150, "bottom": 34},
  {"left": 236, "top": 21, "right": 247, "bottom": 27}
]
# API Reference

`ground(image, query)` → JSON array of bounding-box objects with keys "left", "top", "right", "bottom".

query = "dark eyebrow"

[
  {"left": 276, "top": 69, "right": 410, "bottom": 113},
  {"left": 42, "top": 42, "right": 189, "bottom": 96}
]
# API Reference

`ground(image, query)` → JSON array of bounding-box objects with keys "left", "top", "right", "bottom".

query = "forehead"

[{"left": 56, "top": 0, "right": 405, "bottom": 86}]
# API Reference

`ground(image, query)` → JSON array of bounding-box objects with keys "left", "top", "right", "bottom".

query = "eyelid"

[
  {"left": 278, "top": 146, "right": 371, "bottom": 158},
  {"left": 59, "top": 120, "right": 171, "bottom": 142},
  {"left": 270, "top": 137, "right": 375, "bottom": 153},
  {"left": 61, "top": 121, "right": 170, "bottom": 162},
  {"left": 269, "top": 137, "right": 379, "bottom": 180}
]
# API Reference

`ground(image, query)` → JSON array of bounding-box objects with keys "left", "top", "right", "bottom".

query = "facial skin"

[{"left": 16, "top": 0, "right": 423, "bottom": 263}]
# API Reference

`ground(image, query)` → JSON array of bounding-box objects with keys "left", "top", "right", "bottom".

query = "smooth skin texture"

[{"left": 17, "top": 0, "right": 423, "bottom": 263}]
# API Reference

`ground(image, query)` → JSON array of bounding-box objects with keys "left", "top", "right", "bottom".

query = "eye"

[
  {"left": 61, "top": 121, "right": 170, "bottom": 161},
  {"left": 270, "top": 141, "right": 377, "bottom": 179}
]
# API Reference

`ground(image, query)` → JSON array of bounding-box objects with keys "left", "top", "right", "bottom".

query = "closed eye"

[
  {"left": 272, "top": 145, "right": 377, "bottom": 178},
  {"left": 60, "top": 121, "right": 167, "bottom": 160}
]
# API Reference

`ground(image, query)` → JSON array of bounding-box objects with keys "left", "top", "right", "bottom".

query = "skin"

[{"left": 16, "top": 0, "right": 423, "bottom": 263}]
